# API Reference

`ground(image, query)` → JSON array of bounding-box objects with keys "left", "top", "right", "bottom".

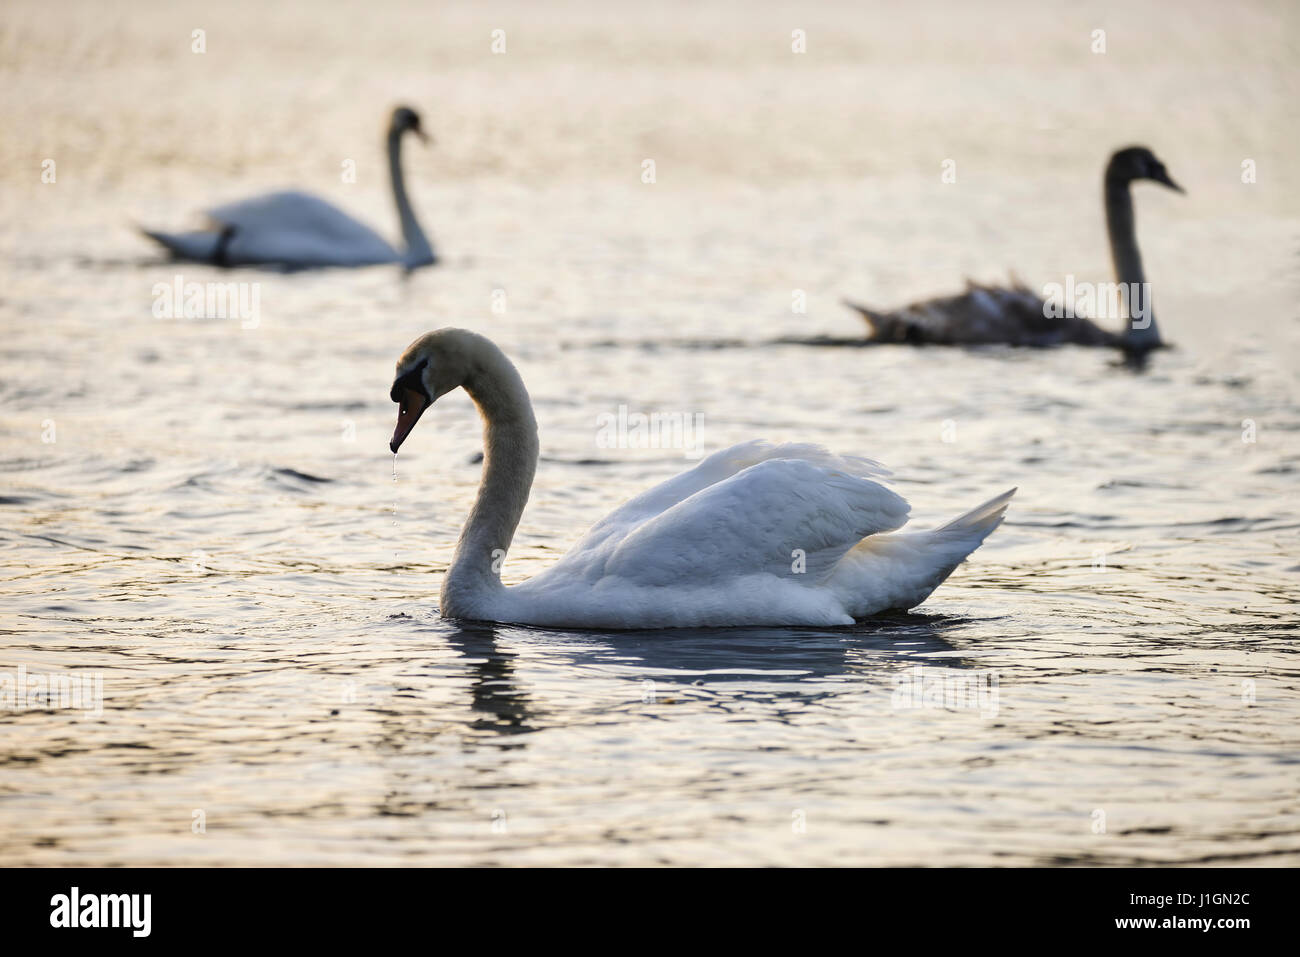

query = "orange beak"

[{"left": 390, "top": 388, "right": 429, "bottom": 453}]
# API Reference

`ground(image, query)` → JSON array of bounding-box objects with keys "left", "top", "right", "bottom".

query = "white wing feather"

[{"left": 515, "top": 442, "right": 908, "bottom": 594}]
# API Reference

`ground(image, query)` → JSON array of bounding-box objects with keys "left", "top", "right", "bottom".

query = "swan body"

[
  {"left": 844, "top": 279, "right": 1121, "bottom": 347},
  {"left": 389, "top": 329, "right": 1015, "bottom": 629},
  {"left": 142, "top": 106, "right": 436, "bottom": 271},
  {"left": 844, "top": 146, "right": 1183, "bottom": 353}
]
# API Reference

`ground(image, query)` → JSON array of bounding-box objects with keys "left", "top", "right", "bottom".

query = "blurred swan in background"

[
  {"left": 843, "top": 147, "right": 1183, "bottom": 354},
  {"left": 140, "top": 106, "right": 436, "bottom": 271},
  {"left": 388, "top": 328, "right": 1016, "bottom": 629}
]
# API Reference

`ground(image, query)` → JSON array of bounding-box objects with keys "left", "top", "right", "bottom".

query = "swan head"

[
  {"left": 1107, "top": 146, "right": 1183, "bottom": 193},
  {"left": 388, "top": 329, "right": 482, "bottom": 452},
  {"left": 389, "top": 105, "right": 430, "bottom": 144}
]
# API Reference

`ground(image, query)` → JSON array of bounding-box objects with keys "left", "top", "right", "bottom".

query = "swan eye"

[{"left": 391, "top": 358, "right": 430, "bottom": 403}]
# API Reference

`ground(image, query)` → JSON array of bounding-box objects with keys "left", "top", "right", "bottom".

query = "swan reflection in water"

[
  {"left": 369, "top": 613, "right": 996, "bottom": 819},
  {"left": 438, "top": 611, "right": 986, "bottom": 717}
]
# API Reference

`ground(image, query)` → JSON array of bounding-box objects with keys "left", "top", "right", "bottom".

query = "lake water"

[{"left": 1, "top": 0, "right": 1297, "bottom": 865}]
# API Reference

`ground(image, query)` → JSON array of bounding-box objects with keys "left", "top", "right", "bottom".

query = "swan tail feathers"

[
  {"left": 842, "top": 299, "right": 920, "bottom": 343},
  {"left": 139, "top": 227, "right": 226, "bottom": 264},
  {"left": 935, "top": 486, "right": 1017, "bottom": 540},
  {"left": 830, "top": 488, "right": 1015, "bottom": 616},
  {"left": 841, "top": 298, "right": 879, "bottom": 328}
]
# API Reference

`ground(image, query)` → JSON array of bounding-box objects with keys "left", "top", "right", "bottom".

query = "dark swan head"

[
  {"left": 1106, "top": 146, "right": 1183, "bottom": 193},
  {"left": 389, "top": 105, "right": 430, "bottom": 144}
]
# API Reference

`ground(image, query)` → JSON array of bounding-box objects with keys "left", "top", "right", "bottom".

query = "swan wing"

[
  {"left": 576, "top": 440, "right": 893, "bottom": 552},
  {"left": 206, "top": 191, "right": 398, "bottom": 266},
  {"left": 527, "top": 443, "right": 908, "bottom": 591}
]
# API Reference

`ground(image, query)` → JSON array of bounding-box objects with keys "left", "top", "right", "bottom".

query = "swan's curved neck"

[
  {"left": 387, "top": 130, "right": 436, "bottom": 269},
  {"left": 440, "top": 349, "right": 539, "bottom": 619},
  {"left": 1105, "top": 175, "right": 1161, "bottom": 349}
]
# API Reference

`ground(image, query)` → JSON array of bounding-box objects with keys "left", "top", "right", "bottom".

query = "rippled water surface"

[{"left": 2, "top": 0, "right": 1298, "bottom": 865}]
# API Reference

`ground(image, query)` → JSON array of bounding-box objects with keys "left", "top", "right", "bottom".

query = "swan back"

[
  {"left": 206, "top": 191, "right": 398, "bottom": 266},
  {"left": 846, "top": 281, "right": 1119, "bottom": 348},
  {"left": 505, "top": 442, "right": 911, "bottom": 625}
]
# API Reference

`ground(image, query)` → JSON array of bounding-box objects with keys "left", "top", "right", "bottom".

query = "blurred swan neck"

[
  {"left": 387, "top": 130, "right": 435, "bottom": 269},
  {"left": 1105, "top": 178, "right": 1144, "bottom": 287},
  {"left": 1105, "top": 176, "right": 1161, "bottom": 348},
  {"left": 441, "top": 349, "right": 539, "bottom": 618}
]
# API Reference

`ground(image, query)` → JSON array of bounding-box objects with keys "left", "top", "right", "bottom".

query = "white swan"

[
  {"left": 389, "top": 329, "right": 1016, "bottom": 629},
  {"left": 141, "top": 106, "right": 436, "bottom": 271}
]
